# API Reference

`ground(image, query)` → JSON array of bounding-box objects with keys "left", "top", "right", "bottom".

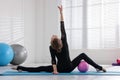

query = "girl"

[{"left": 12, "top": 5, "right": 106, "bottom": 74}]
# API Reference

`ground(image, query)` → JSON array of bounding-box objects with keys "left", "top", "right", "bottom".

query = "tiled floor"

[{"left": 1, "top": 64, "right": 120, "bottom": 80}]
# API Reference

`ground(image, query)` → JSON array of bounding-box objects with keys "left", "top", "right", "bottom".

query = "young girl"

[{"left": 12, "top": 5, "right": 106, "bottom": 74}]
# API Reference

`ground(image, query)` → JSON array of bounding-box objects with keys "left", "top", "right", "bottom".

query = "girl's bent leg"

[{"left": 71, "top": 53, "right": 103, "bottom": 71}]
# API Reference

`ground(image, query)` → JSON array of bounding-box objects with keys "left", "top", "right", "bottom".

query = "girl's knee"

[{"left": 80, "top": 53, "right": 86, "bottom": 56}]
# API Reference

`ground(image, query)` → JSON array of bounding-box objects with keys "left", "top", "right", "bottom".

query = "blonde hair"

[{"left": 51, "top": 38, "right": 63, "bottom": 53}]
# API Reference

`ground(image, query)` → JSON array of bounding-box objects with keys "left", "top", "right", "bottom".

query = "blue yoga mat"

[{"left": 1, "top": 71, "right": 120, "bottom": 76}]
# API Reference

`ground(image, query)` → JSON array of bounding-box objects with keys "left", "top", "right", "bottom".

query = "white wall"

[
  {"left": 35, "top": 0, "right": 58, "bottom": 63},
  {"left": 23, "top": 0, "right": 36, "bottom": 64},
  {"left": 0, "top": 0, "right": 22, "bottom": 17},
  {"left": 0, "top": 0, "right": 24, "bottom": 45}
]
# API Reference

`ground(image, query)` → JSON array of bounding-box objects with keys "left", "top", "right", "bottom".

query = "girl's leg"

[
  {"left": 71, "top": 53, "right": 103, "bottom": 71},
  {"left": 17, "top": 65, "right": 53, "bottom": 72}
]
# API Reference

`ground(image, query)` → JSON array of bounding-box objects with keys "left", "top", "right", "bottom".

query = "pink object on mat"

[
  {"left": 112, "top": 63, "right": 120, "bottom": 66},
  {"left": 117, "top": 59, "right": 120, "bottom": 64}
]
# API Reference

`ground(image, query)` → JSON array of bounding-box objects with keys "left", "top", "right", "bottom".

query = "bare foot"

[
  {"left": 11, "top": 66, "right": 18, "bottom": 70},
  {"left": 11, "top": 66, "right": 22, "bottom": 72},
  {"left": 96, "top": 68, "right": 106, "bottom": 72}
]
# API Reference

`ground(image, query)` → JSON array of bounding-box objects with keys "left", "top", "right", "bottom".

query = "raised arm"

[
  {"left": 58, "top": 5, "right": 67, "bottom": 40},
  {"left": 58, "top": 5, "right": 64, "bottom": 21}
]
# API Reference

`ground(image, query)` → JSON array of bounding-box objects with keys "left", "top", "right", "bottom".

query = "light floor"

[{"left": 0, "top": 64, "right": 120, "bottom": 80}]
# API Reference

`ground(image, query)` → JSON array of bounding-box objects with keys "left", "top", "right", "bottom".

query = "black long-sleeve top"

[{"left": 49, "top": 21, "right": 71, "bottom": 70}]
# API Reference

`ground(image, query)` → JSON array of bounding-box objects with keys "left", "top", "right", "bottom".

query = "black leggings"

[{"left": 17, "top": 53, "right": 102, "bottom": 72}]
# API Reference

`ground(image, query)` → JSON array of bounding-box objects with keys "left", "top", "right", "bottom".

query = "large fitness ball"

[
  {"left": 0, "top": 43, "right": 14, "bottom": 66},
  {"left": 10, "top": 44, "right": 27, "bottom": 65},
  {"left": 77, "top": 61, "right": 89, "bottom": 73}
]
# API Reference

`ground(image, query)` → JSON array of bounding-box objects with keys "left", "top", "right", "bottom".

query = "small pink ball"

[
  {"left": 117, "top": 58, "right": 120, "bottom": 64},
  {"left": 77, "top": 61, "right": 89, "bottom": 73}
]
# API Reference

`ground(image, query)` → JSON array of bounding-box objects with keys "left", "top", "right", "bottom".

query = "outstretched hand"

[
  {"left": 58, "top": 5, "right": 63, "bottom": 13},
  {"left": 58, "top": 5, "right": 64, "bottom": 21}
]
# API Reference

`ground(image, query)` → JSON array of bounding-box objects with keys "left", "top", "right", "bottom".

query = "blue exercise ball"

[{"left": 0, "top": 43, "right": 14, "bottom": 66}]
